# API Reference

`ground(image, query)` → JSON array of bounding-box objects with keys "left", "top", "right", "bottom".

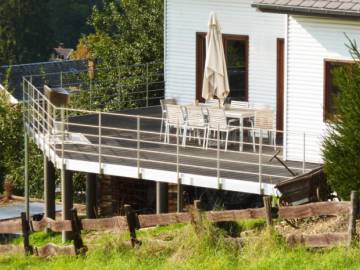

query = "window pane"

[{"left": 226, "top": 39, "right": 247, "bottom": 101}]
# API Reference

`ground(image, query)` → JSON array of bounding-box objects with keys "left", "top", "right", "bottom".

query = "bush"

[{"left": 323, "top": 39, "right": 360, "bottom": 200}]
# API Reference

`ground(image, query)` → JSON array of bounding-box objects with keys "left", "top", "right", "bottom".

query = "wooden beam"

[
  {"left": 44, "top": 157, "right": 56, "bottom": 219},
  {"left": 86, "top": 173, "right": 97, "bottom": 219},
  {"left": 62, "top": 169, "right": 73, "bottom": 242},
  {"left": 156, "top": 182, "right": 168, "bottom": 214},
  {"left": 287, "top": 232, "right": 349, "bottom": 248}
]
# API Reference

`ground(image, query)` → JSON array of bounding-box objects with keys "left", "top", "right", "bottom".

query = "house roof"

[
  {"left": 54, "top": 47, "right": 74, "bottom": 60},
  {"left": 252, "top": 0, "right": 360, "bottom": 18}
]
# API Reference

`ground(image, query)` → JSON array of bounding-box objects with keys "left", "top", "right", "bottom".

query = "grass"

[{"left": 1, "top": 220, "right": 360, "bottom": 270}]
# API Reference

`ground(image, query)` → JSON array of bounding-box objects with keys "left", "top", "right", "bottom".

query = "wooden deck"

[{"left": 41, "top": 106, "right": 321, "bottom": 195}]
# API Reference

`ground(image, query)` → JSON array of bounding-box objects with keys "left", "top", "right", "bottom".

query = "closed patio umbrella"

[{"left": 202, "top": 12, "right": 230, "bottom": 106}]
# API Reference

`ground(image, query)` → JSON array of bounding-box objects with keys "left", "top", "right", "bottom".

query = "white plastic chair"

[
  {"left": 250, "top": 108, "right": 276, "bottom": 152},
  {"left": 160, "top": 98, "right": 177, "bottom": 139},
  {"left": 205, "top": 99, "right": 219, "bottom": 107},
  {"left": 182, "top": 106, "right": 207, "bottom": 148},
  {"left": 164, "top": 104, "right": 185, "bottom": 144},
  {"left": 205, "top": 108, "right": 238, "bottom": 151}
]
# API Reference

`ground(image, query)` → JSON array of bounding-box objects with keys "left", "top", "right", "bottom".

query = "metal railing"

[
  {"left": 23, "top": 77, "right": 320, "bottom": 195},
  {"left": 23, "top": 62, "right": 164, "bottom": 111}
]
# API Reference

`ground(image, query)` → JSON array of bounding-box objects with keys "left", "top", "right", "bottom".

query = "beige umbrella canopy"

[{"left": 201, "top": 12, "right": 230, "bottom": 106}]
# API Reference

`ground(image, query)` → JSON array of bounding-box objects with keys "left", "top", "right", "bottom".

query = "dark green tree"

[
  {"left": 0, "top": 0, "right": 54, "bottom": 65},
  {"left": 323, "top": 39, "right": 360, "bottom": 200}
]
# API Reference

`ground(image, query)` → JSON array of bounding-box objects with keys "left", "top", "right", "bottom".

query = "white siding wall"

[
  {"left": 165, "top": 0, "right": 285, "bottom": 110},
  {"left": 286, "top": 16, "right": 360, "bottom": 163}
]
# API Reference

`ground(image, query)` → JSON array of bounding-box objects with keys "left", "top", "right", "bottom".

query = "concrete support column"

[
  {"left": 44, "top": 157, "right": 56, "bottom": 219},
  {"left": 156, "top": 182, "right": 168, "bottom": 214},
  {"left": 86, "top": 173, "right": 97, "bottom": 219},
  {"left": 62, "top": 169, "right": 73, "bottom": 241}
]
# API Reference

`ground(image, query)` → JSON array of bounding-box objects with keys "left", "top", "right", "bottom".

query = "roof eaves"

[{"left": 251, "top": 2, "right": 360, "bottom": 19}]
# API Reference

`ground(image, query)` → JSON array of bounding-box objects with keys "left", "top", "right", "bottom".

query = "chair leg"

[
  {"left": 202, "top": 128, "right": 207, "bottom": 149},
  {"left": 273, "top": 130, "right": 277, "bottom": 150},
  {"left": 160, "top": 117, "right": 164, "bottom": 140},
  {"left": 225, "top": 131, "right": 229, "bottom": 151},
  {"left": 182, "top": 127, "right": 187, "bottom": 147},
  {"left": 206, "top": 129, "right": 210, "bottom": 150},
  {"left": 252, "top": 127, "right": 256, "bottom": 153}
]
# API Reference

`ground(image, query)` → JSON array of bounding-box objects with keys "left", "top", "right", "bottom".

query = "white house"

[
  {"left": 164, "top": 0, "right": 286, "bottom": 132},
  {"left": 252, "top": 0, "right": 360, "bottom": 163}
]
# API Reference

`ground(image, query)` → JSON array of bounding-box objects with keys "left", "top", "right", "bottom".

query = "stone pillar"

[
  {"left": 99, "top": 175, "right": 113, "bottom": 217},
  {"left": 44, "top": 157, "right": 56, "bottom": 219},
  {"left": 156, "top": 182, "right": 168, "bottom": 214},
  {"left": 86, "top": 173, "right": 97, "bottom": 219}
]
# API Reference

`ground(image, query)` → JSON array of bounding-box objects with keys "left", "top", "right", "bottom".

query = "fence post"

[
  {"left": 263, "top": 196, "right": 273, "bottom": 226},
  {"left": 146, "top": 63, "right": 149, "bottom": 107},
  {"left": 137, "top": 116, "right": 141, "bottom": 178},
  {"left": 217, "top": 124, "right": 221, "bottom": 189},
  {"left": 176, "top": 118, "right": 182, "bottom": 212},
  {"left": 70, "top": 208, "right": 86, "bottom": 255},
  {"left": 98, "top": 112, "right": 102, "bottom": 175},
  {"left": 21, "top": 212, "right": 33, "bottom": 255},
  {"left": 124, "top": 205, "right": 141, "bottom": 247},
  {"left": 348, "top": 191, "right": 358, "bottom": 246}
]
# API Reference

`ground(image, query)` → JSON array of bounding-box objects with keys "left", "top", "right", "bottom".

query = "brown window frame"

[
  {"left": 196, "top": 33, "right": 249, "bottom": 102},
  {"left": 323, "top": 59, "right": 354, "bottom": 122}
]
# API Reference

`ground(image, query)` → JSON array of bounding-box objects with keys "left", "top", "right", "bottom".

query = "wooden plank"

[
  {"left": 31, "top": 218, "right": 72, "bottom": 232},
  {"left": 278, "top": 202, "right": 350, "bottom": 219},
  {"left": 0, "top": 220, "right": 22, "bottom": 234},
  {"left": 81, "top": 216, "right": 127, "bottom": 231},
  {"left": 0, "top": 245, "right": 24, "bottom": 255},
  {"left": 206, "top": 208, "right": 266, "bottom": 222},
  {"left": 35, "top": 244, "right": 76, "bottom": 257},
  {"left": 286, "top": 232, "right": 349, "bottom": 248},
  {"left": 138, "top": 212, "right": 192, "bottom": 228}
]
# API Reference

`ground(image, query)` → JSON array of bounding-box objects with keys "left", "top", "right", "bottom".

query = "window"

[
  {"left": 324, "top": 60, "right": 353, "bottom": 121},
  {"left": 196, "top": 33, "right": 249, "bottom": 102}
]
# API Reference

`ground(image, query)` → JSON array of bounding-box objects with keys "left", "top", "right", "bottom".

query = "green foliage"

[
  {"left": 0, "top": 91, "right": 43, "bottom": 197},
  {"left": 70, "top": 0, "right": 164, "bottom": 111},
  {"left": 0, "top": 0, "right": 54, "bottom": 65},
  {"left": 2, "top": 224, "right": 360, "bottom": 269},
  {"left": 323, "top": 38, "right": 360, "bottom": 200}
]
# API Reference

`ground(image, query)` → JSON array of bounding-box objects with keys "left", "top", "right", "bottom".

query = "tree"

[
  {"left": 323, "top": 39, "right": 360, "bottom": 200},
  {"left": 0, "top": 0, "right": 54, "bottom": 65},
  {"left": 71, "top": 0, "right": 164, "bottom": 111},
  {"left": 0, "top": 91, "right": 43, "bottom": 197}
]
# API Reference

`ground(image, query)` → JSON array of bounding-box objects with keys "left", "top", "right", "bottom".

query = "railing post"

[
  {"left": 98, "top": 112, "right": 102, "bottom": 174},
  {"left": 302, "top": 132, "right": 306, "bottom": 173},
  {"left": 146, "top": 63, "right": 149, "bottom": 107},
  {"left": 137, "top": 116, "right": 141, "bottom": 178},
  {"left": 217, "top": 124, "right": 221, "bottom": 189},
  {"left": 176, "top": 117, "right": 182, "bottom": 212},
  {"left": 60, "top": 71, "right": 63, "bottom": 88},
  {"left": 259, "top": 129, "right": 263, "bottom": 194}
]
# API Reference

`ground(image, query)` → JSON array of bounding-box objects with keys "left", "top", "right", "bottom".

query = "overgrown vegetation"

[
  {"left": 1, "top": 221, "right": 360, "bottom": 270},
  {"left": 323, "top": 38, "right": 360, "bottom": 200}
]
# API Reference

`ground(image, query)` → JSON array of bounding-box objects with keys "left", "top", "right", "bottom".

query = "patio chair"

[
  {"left": 231, "top": 100, "right": 249, "bottom": 108},
  {"left": 205, "top": 108, "right": 239, "bottom": 151},
  {"left": 164, "top": 104, "right": 185, "bottom": 144},
  {"left": 249, "top": 108, "right": 276, "bottom": 152},
  {"left": 182, "top": 106, "right": 208, "bottom": 148},
  {"left": 205, "top": 99, "right": 219, "bottom": 107},
  {"left": 160, "top": 98, "right": 177, "bottom": 139}
]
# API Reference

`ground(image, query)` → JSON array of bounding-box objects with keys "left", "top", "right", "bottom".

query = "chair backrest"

[
  {"left": 254, "top": 109, "right": 274, "bottom": 130},
  {"left": 185, "top": 106, "right": 206, "bottom": 127},
  {"left": 205, "top": 99, "right": 219, "bottom": 107},
  {"left": 231, "top": 100, "right": 249, "bottom": 109},
  {"left": 160, "top": 98, "right": 177, "bottom": 112},
  {"left": 207, "top": 108, "right": 228, "bottom": 129},
  {"left": 252, "top": 103, "right": 271, "bottom": 110},
  {"left": 165, "top": 104, "right": 184, "bottom": 126}
]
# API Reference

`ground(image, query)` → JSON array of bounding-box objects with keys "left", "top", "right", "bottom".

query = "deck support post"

[
  {"left": 62, "top": 168, "right": 73, "bottom": 242},
  {"left": 86, "top": 173, "right": 97, "bottom": 219},
  {"left": 156, "top": 182, "right": 168, "bottom": 214},
  {"left": 44, "top": 157, "right": 56, "bottom": 219},
  {"left": 176, "top": 183, "right": 183, "bottom": 213}
]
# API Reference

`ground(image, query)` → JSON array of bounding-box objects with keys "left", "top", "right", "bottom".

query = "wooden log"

[
  {"left": 206, "top": 208, "right": 266, "bottom": 222},
  {"left": 124, "top": 205, "right": 141, "bottom": 247},
  {"left": 263, "top": 196, "right": 273, "bottom": 226},
  {"left": 81, "top": 216, "right": 127, "bottom": 231},
  {"left": 70, "top": 208, "right": 86, "bottom": 255},
  {"left": 31, "top": 218, "right": 72, "bottom": 232},
  {"left": 0, "top": 220, "right": 22, "bottom": 234},
  {"left": 348, "top": 191, "right": 358, "bottom": 246},
  {"left": 21, "top": 212, "right": 33, "bottom": 255},
  {"left": 35, "top": 244, "right": 76, "bottom": 257},
  {"left": 278, "top": 202, "right": 350, "bottom": 219},
  {"left": 0, "top": 245, "right": 24, "bottom": 255},
  {"left": 286, "top": 232, "right": 349, "bottom": 248},
  {"left": 138, "top": 213, "right": 192, "bottom": 228}
]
